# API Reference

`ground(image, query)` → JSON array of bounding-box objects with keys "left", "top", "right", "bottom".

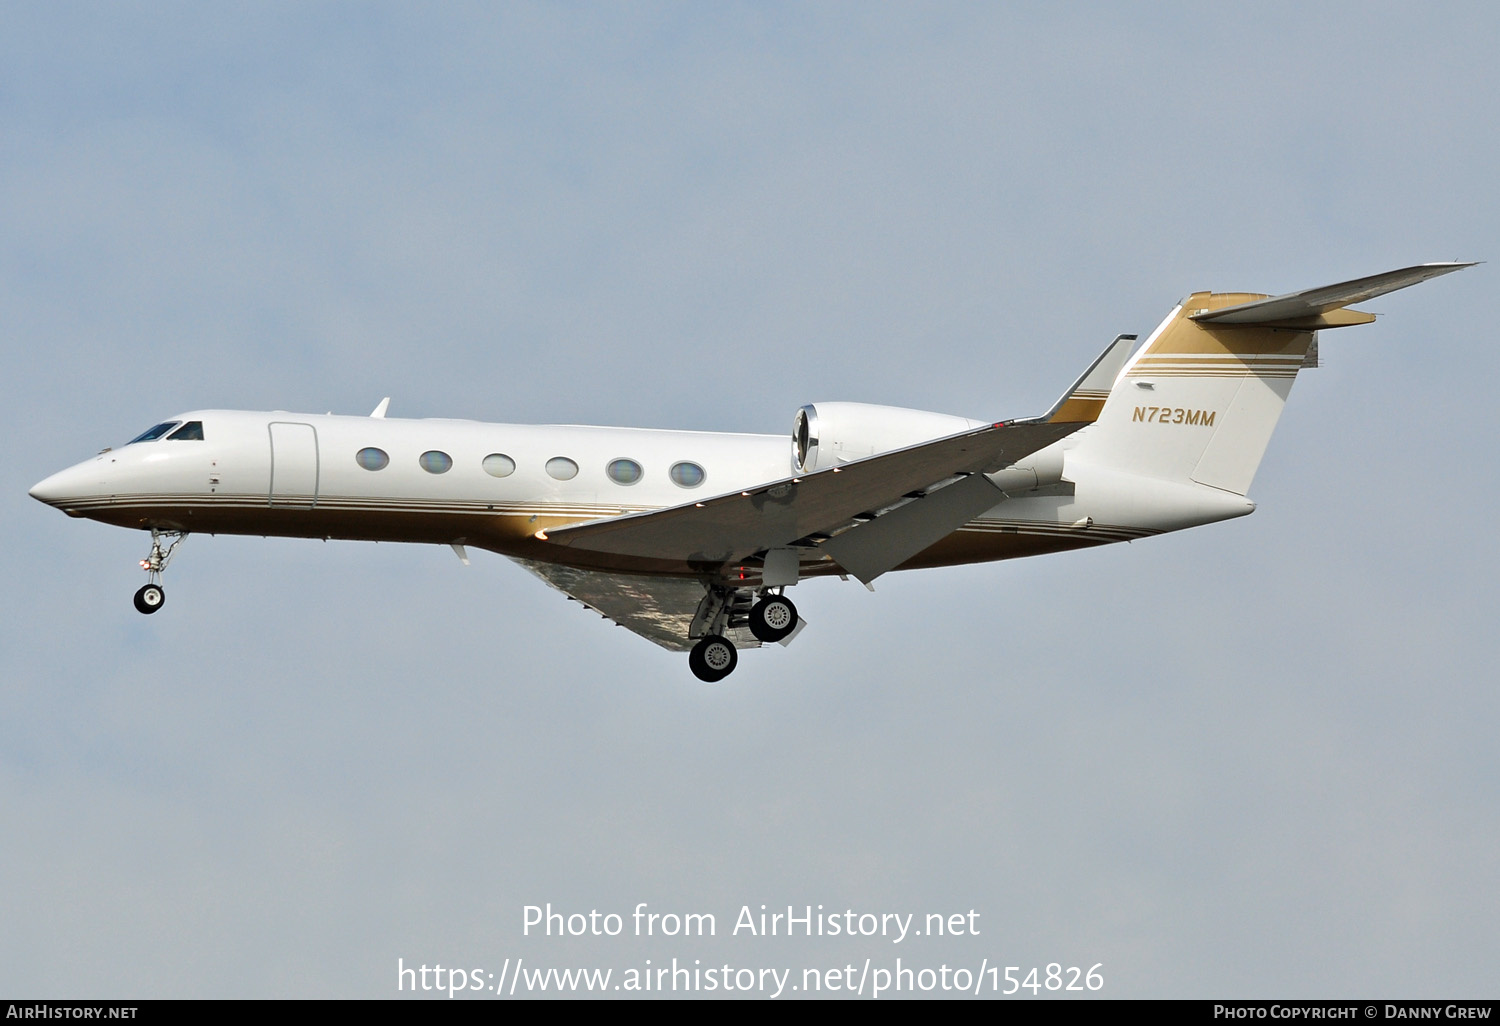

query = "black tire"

[
  {"left": 133, "top": 583, "right": 165, "bottom": 615},
  {"left": 749, "top": 595, "right": 798, "bottom": 643},
  {"left": 688, "top": 635, "right": 738, "bottom": 682}
]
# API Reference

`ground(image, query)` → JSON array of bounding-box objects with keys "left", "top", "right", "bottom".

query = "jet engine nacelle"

[
  {"left": 791, "top": 402, "right": 988, "bottom": 473},
  {"left": 792, "top": 401, "right": 1068, "bottom": 494},
  {"left": 985, "top": 444, "right": 1065, "bottom": 494}
]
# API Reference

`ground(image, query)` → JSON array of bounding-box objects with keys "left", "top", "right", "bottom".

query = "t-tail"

[{"left": 1070, "top": 262, "right": 1475, "bottom": 496}]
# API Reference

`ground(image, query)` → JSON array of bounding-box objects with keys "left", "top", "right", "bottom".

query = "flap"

[{"left": 820, "top": 471, "right": 1007, "bottom": 584}]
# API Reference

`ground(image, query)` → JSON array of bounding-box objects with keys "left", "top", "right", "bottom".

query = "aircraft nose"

[
  {"left": 29, "top": 462, "right": 100, "bottom": 510},
  {"left": 29, "top": 471, "right": 67, "bottom": 505}
]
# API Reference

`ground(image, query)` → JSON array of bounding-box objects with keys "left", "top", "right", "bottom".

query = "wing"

[
  {"left": 539, "top": 418, "right": 1080, "bottom": 566},
  {"left": 509, "top": 558, "right": 762, "bottom": 652},
  {"left": 536, "top": 332, "right": 1136, "bottom": 577},
  {"left": 508, "top": 335, "right": 1128, "bottom": 648}
]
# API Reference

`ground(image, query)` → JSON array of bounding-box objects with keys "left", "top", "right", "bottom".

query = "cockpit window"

[
  {"left": 127, "top": 421, "right": 181, "bottom": 444},
  {"left": 167, "top": 421, "right": 204, "bottom": 441}
]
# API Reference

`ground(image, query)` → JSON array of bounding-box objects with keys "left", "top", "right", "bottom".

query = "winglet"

[
  {"left": 1043, "top": 333, "right": 1137, "bottom": 424},
  {"left": 1190, "top": 262, "right": 1477, "bottom": 329},
  {"left": 370, "top": 397, "right": 391, "bottom": 418}
]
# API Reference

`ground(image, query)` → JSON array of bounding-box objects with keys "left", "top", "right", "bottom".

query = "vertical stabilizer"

[
  {"left": 1071, "top": 293, "right": 1314, "bottom": 496},
  {"left": 1069, "top": 263, "right": 1474, "bottom": 496},
  {"left": 1068, "top": 291, "right": 1314, "bottom": 498}
]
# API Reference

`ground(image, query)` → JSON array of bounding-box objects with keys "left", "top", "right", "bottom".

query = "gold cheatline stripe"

[
  {"left": 1136, "top": 365, "right": 1303, "bottom": 370},
  {"left": 1140, "top": 366, "right": 1308, "bottom": 375},
  {"left": 1139, "top": 353, "right": 1303, "bottom": 361},
  {"left": 1128, "top": 372, "right": 1298, "bottom": 378},
  {"left": 1132, "top": 367, "right": 1301, "bottom": 373},
  {"left": 55, "top": 494, "right": 646, "bottom": 517},
  {"left": 956, "top": 528, "right": 1149, "bottom": 544},
  {"left": 59, "top": 498, "right": 633, "bottom": 514},
  {"left": 63, "top": 494, "right": 1159, "bottom": 542},
  {"left": 967, "top": 516, "right": 1152, "bottom": 531},
  {"left": 961, "top": 521, "right": 1155, "bottom": 540},
  {"left": 1135, "top": 361, "right": 1303, "bottom": 369}
]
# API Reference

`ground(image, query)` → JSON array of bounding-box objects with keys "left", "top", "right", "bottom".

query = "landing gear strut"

[
  {"left": 686, "top": 583, "right": 749, "bottom": 682},
  {"left": 133, "top": 529, "right": 185, "bottom": 615}
]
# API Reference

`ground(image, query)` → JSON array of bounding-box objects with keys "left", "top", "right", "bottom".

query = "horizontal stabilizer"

[{"left": 1191, "top": 262, "right": 1476, "bottom": 328}]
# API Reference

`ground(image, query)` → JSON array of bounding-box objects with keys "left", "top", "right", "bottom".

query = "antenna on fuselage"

[{"left": 370, "top": 397, "right": 391, "bottom": 418}]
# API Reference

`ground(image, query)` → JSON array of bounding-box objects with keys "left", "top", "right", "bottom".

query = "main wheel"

[
  {"left": 689, "top": 635, "right": 738, "bottom": 682},
  {"left": 749, "top": 595, "right": 798, "bottom": 643},
  {"left": 133, "top": 583, "right": 165, "bottom": 614}
]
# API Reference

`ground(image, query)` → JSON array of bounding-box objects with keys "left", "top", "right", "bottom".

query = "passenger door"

[{"left": 268, "top": 422, "right": 319, "bottom": 507}]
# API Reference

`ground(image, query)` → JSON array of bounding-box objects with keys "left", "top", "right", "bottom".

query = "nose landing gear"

[
  {"left": 133, "top": 529, "right": 185, "bottom": 615},
  {"left": 133, "top": 582, "right": 165, "bottom": 614}
]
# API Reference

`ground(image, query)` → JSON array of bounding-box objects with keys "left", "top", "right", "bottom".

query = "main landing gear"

[
  {"left": 689, "top": 635, "right": 738, "bottom": 683},
  {"left": 749, "top": 593, "right": 798, "bottom": 643},
  {"left": 687, "top": 587, "right": 800, "bottom": 683},
  {"left": 133, "top": 529, "right": 185, "bottom": 615}
]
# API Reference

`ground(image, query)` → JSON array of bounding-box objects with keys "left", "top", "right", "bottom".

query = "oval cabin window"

[
  {"left": 670, "top": 461, "right": 705, "bottom": 488},
  {"left": 545, "top": 457, "right": 579, "bottom": 481},
  {"left": 419, "top": 450, "right": 453, "bottom": 474},
  {"left": 607, "top": 458, "right": 643, "bottom": 485},
  {"left": 356, "top": 447, "right": 389, "bottom": 471}
]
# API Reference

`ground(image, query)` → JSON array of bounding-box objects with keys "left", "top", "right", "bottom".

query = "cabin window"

[
  {"left": 482, "top": 453, "right": 516, "bottom": 478},
  {"left": 670, "top": 461, "right": 705, "bottom": 488},
  {"left": 419, "top": 450, "right": 453, "bottom": 474},
  {"left": 607, "top": 458, "right": 642, "bottom": 485},
  {"left": 127, "top": 421, "right": 181, "bottom": 444},
  {"left": 545, "top": 457, "right": 579, "bottom": 481},
  {"left": 166, "top": 421, "right": 204, "bottom": 441},
  {"left": 356, "top": 447, "right": 389, "bottom": 471}
]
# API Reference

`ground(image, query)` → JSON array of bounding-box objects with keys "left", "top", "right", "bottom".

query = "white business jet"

[{"left": 30, "top": 263, "right": 1472, "bottom": 681}]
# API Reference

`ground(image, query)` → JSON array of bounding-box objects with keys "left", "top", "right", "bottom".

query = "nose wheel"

[{"left": 134, "top": 529, "right": 185, "bottom": 615}]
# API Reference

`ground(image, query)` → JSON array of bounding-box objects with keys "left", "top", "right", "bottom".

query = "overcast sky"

[{"left": 3, "top": 1, "right": 1497, "bottom": 999}]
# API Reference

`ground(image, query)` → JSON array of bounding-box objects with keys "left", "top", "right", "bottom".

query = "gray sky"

[{"left": 3, "top": 1, "right": 1497, "bottom": 999}]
